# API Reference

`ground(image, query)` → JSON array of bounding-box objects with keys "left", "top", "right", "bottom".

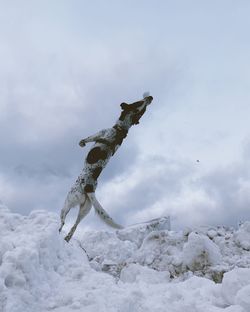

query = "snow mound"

[
  {"left": 0, "top": 205, "right": 94, "bottom": 312},
  {"left": 183, "top": 232, "right": 222, "bottom": 271},
  {"left": 222, "top": 268, "right": 250, "bottom": 306},
  {"left": 234, "top": 222, "right": 250, "bottom": 250},
  {"left": 1, "top": 203, "right": 250, "bottom": 312},
  {"left": 82, "top": 221, "right": 250, "bottom": 283}
]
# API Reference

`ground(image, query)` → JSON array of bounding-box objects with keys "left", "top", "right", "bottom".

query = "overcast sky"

[{"left": 1, "top": 0, "right": 250, "bottom": 232}]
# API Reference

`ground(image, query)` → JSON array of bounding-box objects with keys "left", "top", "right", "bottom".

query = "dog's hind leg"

[
  {"left": 87, "top": 192, "right": 123, "bottom": 229},
  {"left": 64, "top": 197, "right": 92, "bottom": 242},
  {"left": 59, "top": 192, "right": 84, "bottom": 232},
  {"left": 59, "top": 201, "right": 73, "bottom": 233}
]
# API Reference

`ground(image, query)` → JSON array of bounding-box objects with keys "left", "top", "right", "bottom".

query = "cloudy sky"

[{"left": 1, "top": 0, "right": 250, "bottom": 232}]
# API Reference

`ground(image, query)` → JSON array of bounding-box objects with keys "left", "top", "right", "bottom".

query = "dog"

[{"left": 59, "top": 93, "right": 153, "bottom": 241}]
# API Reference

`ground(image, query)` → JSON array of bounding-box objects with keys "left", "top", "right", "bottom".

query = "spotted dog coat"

[{"left": 60, "top": 94, "right": 153, "bottom": 241}]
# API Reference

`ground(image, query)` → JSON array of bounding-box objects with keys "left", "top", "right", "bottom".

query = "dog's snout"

[{"left": 145, "top": 95, "right": 153, "bottom": 104}]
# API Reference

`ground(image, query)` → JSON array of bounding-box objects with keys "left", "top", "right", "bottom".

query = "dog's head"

[{"left": 116, "top": 94, "right": 153, "bottom": 129}]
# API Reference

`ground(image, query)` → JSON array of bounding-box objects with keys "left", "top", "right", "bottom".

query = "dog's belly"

[
  {"left": 83, "top": 144, "right": 112, "bottom": 192},
  {"left": 69, "top": 143, "right": 112, "bottom": 195},
  {"left": 66, "top": 188, "right": 86, "bottom": 207}
]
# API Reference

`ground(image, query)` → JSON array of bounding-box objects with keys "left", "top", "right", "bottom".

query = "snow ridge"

[
  {"left": 81, "top": 219, "right": 250, "bottom": 283},
  {"left": 1, "top": 203, "right": 250, "bottom": 312}
]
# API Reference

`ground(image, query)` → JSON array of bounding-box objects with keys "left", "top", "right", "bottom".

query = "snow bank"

[
  {"left": 0, "top": 205, "right": 93, "bottom": 312},
  {"left": 1, "top": 203, "right": 250, "bottom": 312},
  {"left": 222, "top": 268, "right": 250, "bottom": 306},
  {"left": 82, "top": 221, "right": 250, "bottom": 283}
]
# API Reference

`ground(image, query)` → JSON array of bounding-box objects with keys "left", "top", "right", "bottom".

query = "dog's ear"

[
  {"left": 120, "top": 103, "right": 140, "bottom": 113},
  {"left": 120, "top": 102, "right": 130, "bottom": 110}
]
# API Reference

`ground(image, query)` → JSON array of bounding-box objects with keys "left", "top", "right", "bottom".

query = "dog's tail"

[{"left": 87, "top": 193, "right": 123, "bottom": 229}]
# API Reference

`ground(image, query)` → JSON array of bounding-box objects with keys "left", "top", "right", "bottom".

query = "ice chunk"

[
  {"left": 183, "top": 232, "right": 222, "bottom": 271},
  {"left": 234, "top": 221, "right": 250, "bottom": 250}
]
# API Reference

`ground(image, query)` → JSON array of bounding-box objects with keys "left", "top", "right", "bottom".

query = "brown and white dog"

[{"left": 59, "top": 93, "right": 153, "bottom": 241}]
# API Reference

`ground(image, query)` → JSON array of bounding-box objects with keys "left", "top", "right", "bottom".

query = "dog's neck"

[{"left": 113, "top": 124, "right": 128, "bottom": 132}]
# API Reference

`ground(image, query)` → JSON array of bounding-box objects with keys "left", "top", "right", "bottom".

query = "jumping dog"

[{"left": 59, "top": 93, "right": 153, "bottom": 241}]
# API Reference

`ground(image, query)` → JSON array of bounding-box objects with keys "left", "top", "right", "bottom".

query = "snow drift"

[{"left": 1, "top": 202, "right": 250, "bottom": 312}]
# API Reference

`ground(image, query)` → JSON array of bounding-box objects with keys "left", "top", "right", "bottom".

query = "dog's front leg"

[{"left": 79, "top": 129, "right": 108, "bottom": 147}]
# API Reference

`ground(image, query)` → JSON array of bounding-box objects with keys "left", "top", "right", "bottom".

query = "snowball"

[{"left": 143, "top": 91, "right": 150, "bottom": 98}]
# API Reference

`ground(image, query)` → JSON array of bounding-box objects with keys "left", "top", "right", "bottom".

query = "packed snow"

[{"left": 1, "top": 202, "right": 250, "bottom": 312}]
